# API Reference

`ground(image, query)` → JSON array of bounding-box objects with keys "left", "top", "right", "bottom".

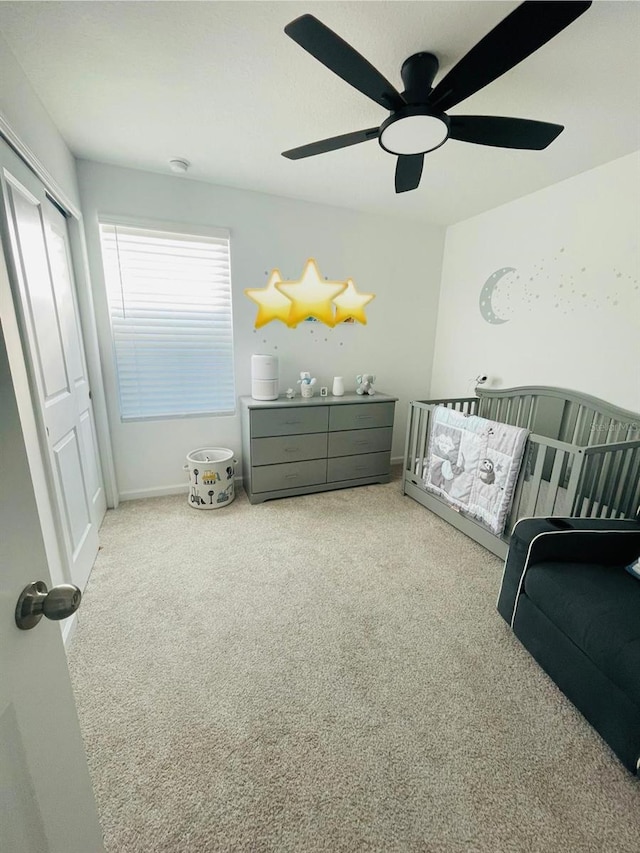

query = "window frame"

[{"left": 98, "top": 214, "right": 236, "bottom": 422}]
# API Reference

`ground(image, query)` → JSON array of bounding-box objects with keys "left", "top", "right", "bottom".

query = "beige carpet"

[{"left": 68, "top": 471, "right": 640, "bottom": 852}]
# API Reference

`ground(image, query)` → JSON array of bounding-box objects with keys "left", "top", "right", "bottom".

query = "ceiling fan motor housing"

[
  {"left": 379, "top": 52, "right": 449, "bottom": 156},
  {"left": 401, "top": 52, "right": 440, "bottom": 102}
]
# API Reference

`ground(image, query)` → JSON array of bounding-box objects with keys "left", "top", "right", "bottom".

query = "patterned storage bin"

[{"left": 184, "top": 448, "right": 235, "bottom": 509}]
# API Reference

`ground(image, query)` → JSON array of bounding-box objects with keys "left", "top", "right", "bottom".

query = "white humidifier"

[{"left": 251, "top": 354, "right": 279, "bottom": 401}]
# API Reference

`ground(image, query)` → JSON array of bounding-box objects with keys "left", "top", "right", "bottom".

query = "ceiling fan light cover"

[{"left": 379, "top": 113, "right": 449, "bottom": 156}]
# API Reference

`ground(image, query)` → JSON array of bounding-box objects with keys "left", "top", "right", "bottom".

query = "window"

[{"left": 99, "top": 221, "right": 235, "bottom": 420}]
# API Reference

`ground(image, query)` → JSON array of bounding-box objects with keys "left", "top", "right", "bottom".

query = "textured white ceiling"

[{"left": 0, "top": 1, "right": 638, "bottom": 224}]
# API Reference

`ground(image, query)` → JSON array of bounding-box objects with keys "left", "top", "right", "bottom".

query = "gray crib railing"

[
  {"left": 403, "top": 397, "right": 478, "bottom": 486},
  {"left": 403, "top": 387, "right": 640, "bottom": 558},
  {"left": 474, "top": 385, "right": 640, "bottom": 521},
  {"left": 474, "top": 385, "right": 640, "bottom": 447},
  {"left": 574, "top": 439, "right": 640, "bottom": 519}
]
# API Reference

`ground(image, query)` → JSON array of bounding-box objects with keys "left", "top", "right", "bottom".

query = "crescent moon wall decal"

[{"left": 479, "top": 266, "right": 516, "bottom": 324}]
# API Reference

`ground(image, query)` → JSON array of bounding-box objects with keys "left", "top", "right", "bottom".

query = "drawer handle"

[
  {"left": 354, "top": 440, "right": 370, "bottom": 446},
  {"left": 354, "top": 465, "right": 369, "bottom": 471},
  {"left": 284, "top": 473, "right": 299, "bottom": 480},
  {"left": 283, "top": 420, "right": 302, "bottom": 425},
  {"left": 284, "top": 447, "right": 300, "bottom": 453},
  {"left": 356, "top": 415, "right": 373, "bottom": 420}
]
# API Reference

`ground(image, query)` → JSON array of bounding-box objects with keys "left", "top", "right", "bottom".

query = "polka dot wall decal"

[{"left": 478, "top": 250, "right": 636, "bottom": 326}]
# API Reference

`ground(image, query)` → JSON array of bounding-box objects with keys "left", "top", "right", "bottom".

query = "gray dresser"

[{"left": 240, "top": 393, "right": 397, "bottom": 504}]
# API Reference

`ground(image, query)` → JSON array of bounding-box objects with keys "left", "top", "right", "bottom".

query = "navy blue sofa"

[{"left": 498, "top": 516, "right": 640, "bottom": 774}]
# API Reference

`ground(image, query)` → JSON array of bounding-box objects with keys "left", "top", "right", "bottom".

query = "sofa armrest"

[
  {"left": 520, "top": 517, "right": 640, "bottom": 567},
  {"left": 497, "top": 517, "right": 640, "bottom": 626}
]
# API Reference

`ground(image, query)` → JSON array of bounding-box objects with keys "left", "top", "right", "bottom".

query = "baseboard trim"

[
  {"left": 119, "top": 464, "right": 399, "bottom": 502},
  {"left": 119, "top": 478, "right": 244, "bottom": 502},
  {"left": 119, "top": 483, "right": 190, "bottom": 501}
]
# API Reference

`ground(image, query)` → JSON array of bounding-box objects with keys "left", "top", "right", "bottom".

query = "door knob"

[{"left": 15, "top": 581, "right": 82, "bottom": 630}]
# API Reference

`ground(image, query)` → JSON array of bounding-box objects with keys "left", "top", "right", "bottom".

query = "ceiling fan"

[{"left": 281, "top": 1, "right": 592, "bottom": 193}]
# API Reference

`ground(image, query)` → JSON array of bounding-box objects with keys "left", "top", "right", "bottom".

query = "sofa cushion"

[{"left": 524, "top": 561, "right": 640, "bottom": 709}]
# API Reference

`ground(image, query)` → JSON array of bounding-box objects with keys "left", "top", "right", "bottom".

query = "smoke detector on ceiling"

[{"left": 169, "top": 158, "right": 190, "bottom": 174}]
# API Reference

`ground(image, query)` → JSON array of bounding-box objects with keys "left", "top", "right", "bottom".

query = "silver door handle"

[{"left": 15, "top": 581, "right": 81, "bottom": 630}]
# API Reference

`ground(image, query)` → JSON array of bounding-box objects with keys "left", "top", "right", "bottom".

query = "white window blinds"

[{"left": 99, "top": 222, "right": 235, "bottom": 420}]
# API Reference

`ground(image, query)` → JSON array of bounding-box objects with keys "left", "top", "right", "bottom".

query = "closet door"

[
  {"left": 0, "top": 140, "right": 104, "bottom": 590},
  {"left": 44, "top": 203, "right": 107, "bottom": 530}
]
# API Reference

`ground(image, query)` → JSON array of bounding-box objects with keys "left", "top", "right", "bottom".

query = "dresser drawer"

[
  {"left": 251, "top": 406, "right": 329, "bottom": 438},
  {"left": 252, "top": 433, "right": 327, "bottom": 466},
  {"left": 251, "top": 459, "right": 327, "bottom": 493},
  {"left": 328, "top": 402, "right": 395, "bottom": 431},
  {"left": 327, "top": 452, "right": 390, "bottom": 482},
  {"left": 328, "top": 427, "right": 392, "bottom": 458}
]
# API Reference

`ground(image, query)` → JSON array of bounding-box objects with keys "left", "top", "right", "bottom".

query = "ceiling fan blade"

[
  {"left": 429, "top": 1, "right": 592, "bottom": 112},
  {"left": 449, "top": 116, "right": 563, "bottom": 149},
  {"left": 395, "top": 154, "right": 424, "bottom": 193},
  {"left": 285, "top": 14, "right": 405, "bottom": 111},
  {"left": 282, "top": 128, "right": 379, "bottom": 160}
]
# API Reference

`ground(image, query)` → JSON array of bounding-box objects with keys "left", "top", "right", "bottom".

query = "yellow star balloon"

[
  {"left": 275, "top": 258, "right": 348, "bottom": 327},
  {"left": 244, "top": 270, "right": 294, "bottom": 328},
  {"left": 332, "top": 278, "right": 375, "bottom": 325}
]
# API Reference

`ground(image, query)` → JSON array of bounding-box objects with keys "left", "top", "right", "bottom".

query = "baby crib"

[{"left": 402, "top": 386, "right": 640, "bottom": 558}]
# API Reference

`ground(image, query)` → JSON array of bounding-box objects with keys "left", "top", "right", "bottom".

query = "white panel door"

[
  {"left": 44, "top": 203, "right": 107, "bottom": 528},
  {"left": 0, "top": 313, "right": 104, "bottom": 852},
  {"left": 0, "top": 140, "right": 104, "bottom": 590}
]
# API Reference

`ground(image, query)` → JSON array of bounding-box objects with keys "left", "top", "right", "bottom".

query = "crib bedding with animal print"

[{"left": 424, "top": 406, "right": 528, "bottom": 535}]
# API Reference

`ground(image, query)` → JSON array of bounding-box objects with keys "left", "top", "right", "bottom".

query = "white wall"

[
  {"left": 431, "top": 152, "right": 640, "bottom": 413},
  {"left": 77, "top": 160, "right": 445, "bottom": 498},
  {"left": 0, "top": 33, "right": 80, "bottom": 208}
]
